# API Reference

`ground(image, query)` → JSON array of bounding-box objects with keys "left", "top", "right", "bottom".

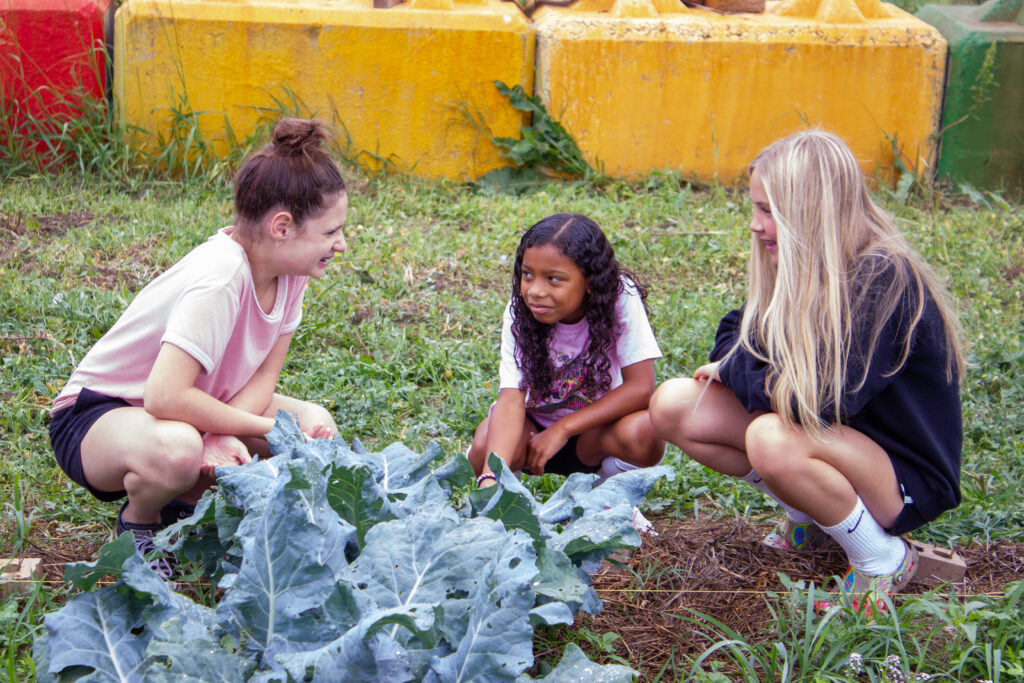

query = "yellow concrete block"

[
  {"left": 534, "top": 0, "right": 946, "bottom": 184},
  {"left": 114, "top": 0, "right": 534, "bottom": 180}
]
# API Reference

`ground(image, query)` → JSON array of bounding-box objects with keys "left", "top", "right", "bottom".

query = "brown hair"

[{"left": 232, "top": 118, "right": 346, "bottom": 239}]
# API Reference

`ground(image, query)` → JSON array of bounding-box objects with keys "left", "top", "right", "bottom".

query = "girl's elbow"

[{"left": 142, "top": 382, "right": 176, "bottom": 418}]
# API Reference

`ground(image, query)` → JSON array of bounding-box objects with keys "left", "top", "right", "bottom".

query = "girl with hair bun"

[
  {"left": 49, "top": 118, "right": 348, "bottom": 577},
  {"left": 468, "top": 213, "right": 665, "bottom": 488},
  {"left": 650, "top": 130, "right": 965, "bottom": 613}
]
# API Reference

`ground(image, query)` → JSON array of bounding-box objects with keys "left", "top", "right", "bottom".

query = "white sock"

[
  {"left": 818, "top": 497, "right": 906, "bottom": 574},
  {"left": 741, "top": 470, "right": 814, "bottom": 524},
  {"left": 596, "top": 457, "right": 638, "bottom": 486}
]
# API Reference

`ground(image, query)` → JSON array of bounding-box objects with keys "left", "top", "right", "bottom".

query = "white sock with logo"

[
  {"left": 818, "top": 496, "right": 906, "bottom": 574},
  {"left": 741, "top": 470, "right": 814, "bottom": 524}
]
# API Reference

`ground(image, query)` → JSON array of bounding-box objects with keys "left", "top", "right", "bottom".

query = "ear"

[{"left": 268, "top": 210, "right": 294, "bottom": 243}]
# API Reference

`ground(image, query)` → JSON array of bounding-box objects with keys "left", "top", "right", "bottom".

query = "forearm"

[
  {"left": 548, "top": 381, "right": 652, "bottom": 439},
  {"left": 226, "top": 368, "right": 279, "bottom": 417},
  {"left": 144, "top": 385, "right": 275, "bottom": 437},
  {"left": 482, "top": 391, "right": 526, "bottom": 474}
]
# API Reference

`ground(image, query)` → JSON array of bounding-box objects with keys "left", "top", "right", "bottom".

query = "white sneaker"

[{"left": 630, "top": 507, "right": 657, "bottom": 537}]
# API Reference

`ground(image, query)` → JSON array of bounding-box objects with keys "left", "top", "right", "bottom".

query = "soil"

[
  {"left": 10, "top": 514, "right": 1023, "bottom": 678},
  {"left": 577, "top": 516, "right": 1024, "bottom": 676}
]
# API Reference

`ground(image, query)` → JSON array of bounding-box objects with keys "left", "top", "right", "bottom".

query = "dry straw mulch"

[{"left": 571, "top": 516, "right": 1024, "bottom": 677}]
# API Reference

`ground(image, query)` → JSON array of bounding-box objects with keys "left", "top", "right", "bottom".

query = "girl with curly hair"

[
  {"left": 468, "top": 213, "right": 665, "bottom": 488},
  {"left": 649, "top": 130, "right": 965, "bottom": 612}
]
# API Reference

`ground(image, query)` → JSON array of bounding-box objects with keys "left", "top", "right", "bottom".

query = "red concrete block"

[{"left": 0, "top": 0, "right": 113, "bottom": 156}]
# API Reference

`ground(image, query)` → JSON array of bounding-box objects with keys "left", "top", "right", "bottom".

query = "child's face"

[
  {"left": 281, "top": 192, "right": 348, "bottom": 278},
  {"left": 520, "top": 243, "right": 588, "bottom": 325},
  {"left": 749, "top": 171, "right": 779, "bottom": 265}
]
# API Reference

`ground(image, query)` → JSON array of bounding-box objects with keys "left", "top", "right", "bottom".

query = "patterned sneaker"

[
  {"left": 762, "top": 517, "right": 832, "bottom": 552},
  {"left": 814, "top": 539, "right": 919, "bottom": 615},
  {"left": 115, "top": 505, "right": 175, "bottom": 580}
]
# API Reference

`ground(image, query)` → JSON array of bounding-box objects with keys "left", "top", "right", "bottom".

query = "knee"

[
  {"left": 297, "top": 402, "right": 337, "bottom": 435},
  {"left": 625, "top": 413, "right": 666, "bottom": 467},
  {"left": 745, "top": 413, "right": 796, "bottom": 482},
  {"left": 152, "top": 423, "right": 203, "bottom": 485},
  {"left": 649, "top": 378, "right": 701, "bottom": 443}
]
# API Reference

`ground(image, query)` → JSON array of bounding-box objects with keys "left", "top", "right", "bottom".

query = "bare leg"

[
  {"left": 466, "top": 413, "right": 534, "bottom": 475},
  {"left": 80, "top": 407, "right": 203, "bottom": 525},
  {"left": 649, "top": 377, "right": 762, "bottom": 477},
  {"left": 576, "top": 410, "right": 665, "bottom": 468},
  {"left": 745, "top": 414, "right": 903, "bottom": 528}
]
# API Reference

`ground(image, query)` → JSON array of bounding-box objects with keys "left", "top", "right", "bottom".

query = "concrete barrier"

[
  {"left": 534, "top": 0, "right": 947, "bottom": 184},
  {"left": 1, "top": 0, "right": 112, "bottom": 152},
  {"left": 918, "top": 0, "right": 1024, "bottom": 197},
  {"left": 114, "top": 0, "right": 534, "bottom": 180}
]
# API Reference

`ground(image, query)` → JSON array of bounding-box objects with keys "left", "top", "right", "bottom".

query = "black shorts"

[
  {"left": 522, "top": 420, "right": 600, "bottom": 477},
  {"left": 888, "top": 458, "right": 941, "bottom": 536},
  {"left": 49, "top": 388, "right": 131, "bottom": 502}
]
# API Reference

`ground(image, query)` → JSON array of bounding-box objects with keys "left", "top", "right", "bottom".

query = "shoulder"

[
  {"left": 615, "top": 276, "right": 650, "bottom": 321},
  {"left": 175, "top": 229, "right": 249, "bottom": 289}
]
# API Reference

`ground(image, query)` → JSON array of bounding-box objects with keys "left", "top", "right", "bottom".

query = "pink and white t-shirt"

[
  {"left": 498, "top": 279, "right": 661, "bottom": 429},
  {"left": 52, "top": 227, "right": 308, "bottom": 413}
]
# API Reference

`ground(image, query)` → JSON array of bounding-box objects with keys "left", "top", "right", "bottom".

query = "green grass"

[
  {"left": 1, "top": 57, "right": 1023, "bottom": 679},
  {"left": 2, "top": 166, "right": 1021, "bottom": 680}
]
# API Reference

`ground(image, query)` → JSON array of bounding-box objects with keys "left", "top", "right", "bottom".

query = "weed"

[{"left": 479, "top": 81, "right": 598, "bottom": 193}]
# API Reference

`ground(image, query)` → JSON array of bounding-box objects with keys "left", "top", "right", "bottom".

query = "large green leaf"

[{"left": 326, "top": 462, "right": 394, "bottom": 547}]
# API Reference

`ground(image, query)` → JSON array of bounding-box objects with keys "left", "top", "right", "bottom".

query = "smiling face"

[
  {"left": 520, "top": 243, "right": 589, "bottom": 325},
  {"left": 280, "top": 191, "right": 348, "bottom": 278},
  {"left": 749, "top": 170, "right": 779, "bottom": 265}
]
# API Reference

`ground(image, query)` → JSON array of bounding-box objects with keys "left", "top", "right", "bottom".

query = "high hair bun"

[{"left": 272, "top": 118, "right": 329, "bottom": 156}]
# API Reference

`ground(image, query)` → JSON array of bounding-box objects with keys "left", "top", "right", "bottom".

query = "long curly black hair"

[{"left": 511, "top": 213, "right": 649, "bottom": 400}]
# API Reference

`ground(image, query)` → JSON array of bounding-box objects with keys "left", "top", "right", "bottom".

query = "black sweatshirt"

[{"left": 710, "top": 273, "right": 961, "bottom": 535}]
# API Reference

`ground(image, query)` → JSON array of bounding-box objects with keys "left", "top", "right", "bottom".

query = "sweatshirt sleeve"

[{"left": 710, "top": 307, "right": 775, "bottom": 414}]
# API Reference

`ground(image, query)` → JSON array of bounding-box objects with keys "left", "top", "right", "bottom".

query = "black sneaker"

[
  {"left": 160, "top": 500, "right": 196, "bottom": 527},
  {"left": 115, "top": 504, "right": 175, "bottom": 580}
]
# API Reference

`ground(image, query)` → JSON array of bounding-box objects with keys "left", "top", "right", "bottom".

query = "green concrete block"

[{"left": 918, "top": 0, "right": 1024, "bottom": 197}]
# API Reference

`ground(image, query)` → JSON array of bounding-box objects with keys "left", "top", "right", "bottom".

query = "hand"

[
  {"left": 304, "top": 423, "right": 336, "bottom": 441},
  {"left": 527, "top": 426, "right": 569, "bottom": 475},
  {"left": 200, "top": 433, "right": 252, "bottom": 476},
  {"left": 693, "top": 361, "right": 723, "bottom": 383}
]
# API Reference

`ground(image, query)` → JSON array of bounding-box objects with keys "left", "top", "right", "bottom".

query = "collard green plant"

[{"left": 33, "top": 412, "right": 671, "bottom": 682}]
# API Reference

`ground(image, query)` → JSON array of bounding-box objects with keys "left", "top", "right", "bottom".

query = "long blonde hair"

[{"left": 724, "top": 130, "right": 964, "bottom": 439}]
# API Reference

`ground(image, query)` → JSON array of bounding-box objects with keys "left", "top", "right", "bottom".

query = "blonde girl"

[
  {"left": 650, "top": 130, "right": 964, "bottom": 611},
  {"left": 49, "top": 118, "right": 347, "bottom": 577}
]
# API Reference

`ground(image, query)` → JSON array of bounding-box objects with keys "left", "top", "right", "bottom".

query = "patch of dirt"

[
  {"left": 80, "top": 236, "right": 163, "bottom": 292},
  {"left": 0, "top": 210, "right": 94, "bottom": 266},
  {"left": 574, "top": 516, "right": 1024, "bottom": 675},
  {"left": 12, "top": 512, "right": 1021, "bottom": 677},
  {"left": 8, "top": 519, "right": 109, "bottom": 588}
]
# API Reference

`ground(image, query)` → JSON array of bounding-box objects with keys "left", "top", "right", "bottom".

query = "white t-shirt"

[
  {"left": 498, "top": 279, "right": 661, "bottom": 429},
  {"left": 53, "top": 228, "right": 307, "bottom": 413}
]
